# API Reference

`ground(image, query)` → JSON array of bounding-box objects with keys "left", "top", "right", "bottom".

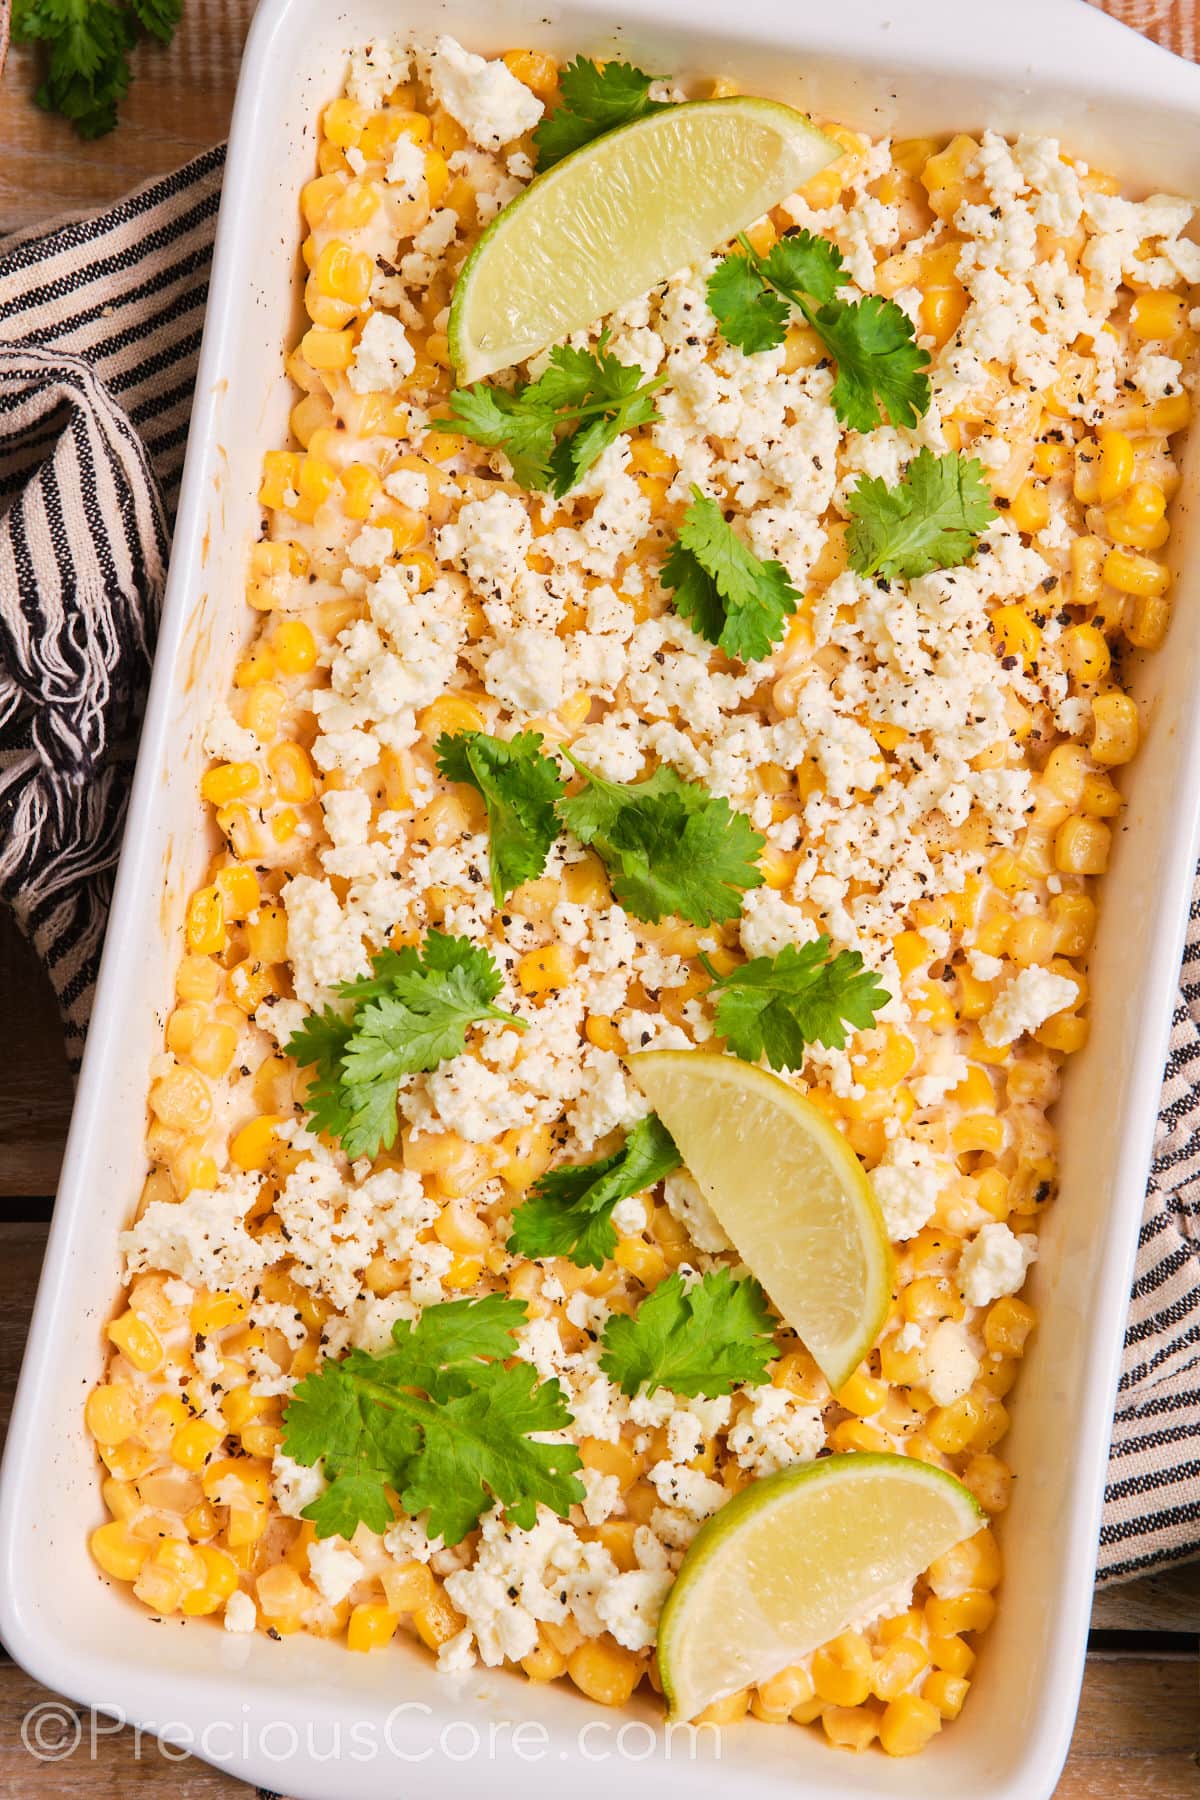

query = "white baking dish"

[{"left": 2, "top": 1, "right": 1198, "bottom": 1794}]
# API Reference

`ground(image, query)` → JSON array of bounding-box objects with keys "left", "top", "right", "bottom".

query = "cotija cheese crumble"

[{"left": 85, "top": 34, "right": 1199, "bottom": 1760}]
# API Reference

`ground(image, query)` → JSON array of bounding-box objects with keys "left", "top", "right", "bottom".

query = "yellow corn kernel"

[
  {"left": 91, "top": 1519, "right": 151, "bottom": 1582},
  {"left": 234, "top": 643, "right": 276, "bottom": 689},
  {"left": 903, "top": 1274, "right": 964, "bottom": 1324},
  {"left": 812, "top": 1632, "right": 874, "bottom": 1708},
  {"left": 1008, "top": 479, "right": 1050, "bottom": 535},
  {"left": 878, "top": 1694, "right": 942, "bottom": 1757},
  {"left": 313, "top": 238, "right": 372, "bottom": 306},
  {"left": 1151, "top": 391, "right": 1191, "bottom": 433},
  {"left": 821, "top": 1704, "right": 880, "bottom": 1752},
  {"left": 1131, "top": 291, "right": 1186, "bottom": 340},
  {"left": 951, "top": 1114, "right": 1006, "bottom": 1157},
  {"left": 213, "top": 863, "right": 260, "bottom": 921},
  {"left": 186, "top": 884, "right": 226, "bottom": 955},
  {"left": 925, "top": 1590, "right": 997, "bottom": 1636},
  {"left": 983, "top": 1293, "right": 1037, "bottom": 1358},
  {"left": 924, "top": 1671, "right": 970, "bottom": 1720},
  {"left": 85, "top": 1382, "right": 137, "bottom": 1445},
  {"left": 1096, "top": 429, "right": 1135, "bottom": 503},
  {"left": 991, "top": 605, "right": 1041, "bottom": 668},
  {"left": 412, "top": 1589, "right": 464, "bottom": 1652},
  {"left": 149, "top": 1064, "right": 212, "bottom": 1133},
  {"left": 871, "top": 1636, "right": 930, "bottom": 1703},
  {"left": 502, "top": 48, "right": 559, "bottom": 96},
  {"left": 919, "top": 281, "right": 969, "bottom": 350},
  {"left": 108, "top": 1302, "right": 167, "bottom": 1371},
  {"left": 927, "top": 1393, "right": 986, "bottom": 1455},
  {"left": 300, "top": 325, "right": 354, "bottom": 371},
  {"left": 1089, "top": 691, "right": 1139, "bottom": 767},
  {"left": 171, "top": 1417, "right": 224, "bottom": 1471},
  {"left": 322, "top": 95, "right": 366, "bottom": 147},
  {"left": 1033, "top": 438, "right": 1071, "bottom": 477},
  {"left": 1061, "top": 624, "right": 1110, "bottom": 687},
  {"left": 1124, "top": 592, "right": 1171, "bottom": 650},
  {"left": 892, "top": 930, "right": 930, "bottom": 981},
  {"left": 1037, "top": 1011, "right": 1090, "bottom": 1053},
  {"left": 1050, "top": 891, "right": 1096, "bottom": 956},
  {"left": 176, "top": 954, "right": 220, "bottom": 1004},
  {"left": 494, "top": 1120, "right": 554, "bottom": 1189},
  {"left": 920, "top": 133, "right": 979, "bottom": 218},
  {"left": 929, "top": 1529, "right": 1002, "bottom": 1600},
  {"left": 751, "top": 1664, "right": 815, "bottom": 1722},
  {"left": 1055, "top": 814, "right": 1111, "bottom": 875},
  {"left": 517, "top": 943, "right": 573, "bottom": 996},
  {"left": 566, "top": 1639, "right": 642, "bottom": 1707},
  {"left": 380, "top": 1558, "right": 438, "bottom": 1615},
  {"left": 961, "top": 1452, "right": 1013, "bottom": 1515},
  {"left": 102, "top": 1476, "right": 139, "bottom": 1521},
  {"left": 836, "top": 1368, "right": 888, "bottom": 1417},
  {"left": 185, "top": 1020, "right": 236, "bottom": 1080},
  {"left": 230, "top": 1114, "right": 283, "bottom": 1173},
  {"left": 300, "top": 172, "right": 345, "bottom": 229},
  {"left": 614, "top": 1238, "right": 669, "bottom": 1288},
  {"left": 271, "top": 619, "right": 317, "bottom": 675},
  {"left": 190, "top": 1292, "right": 247, "bottom": 1338},
  {"left": 259, "top": 449, "right": 302, "bottom": 509},
  {"left": 1104, "top": 547, "right": 1169, "bottom": 598},
  {"left": 856, "top": 1028, "right": 916, "bottom": 1091},
  {"left": 201, "top": 761, "right": 258, "bottom": 808},
  {"left": 339, "top": 462, "right": 381, "bottom": 522},
  {"left": 930, "top": 1632, "right": 975, "bottom": 1677},
  {"left": 417, "top": 694, "right": 486, "bottom": 740}
]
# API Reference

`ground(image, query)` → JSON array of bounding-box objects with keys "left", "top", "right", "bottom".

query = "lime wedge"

[
  {"left": 658, "top": 1453, "right": 984, "bottom": 1721},
  {"left": 449, "top": 99, "right": 838, "bottom": 383},
  {"left": 627, "top": 1051, "right": 892, "bottom": 1392}
]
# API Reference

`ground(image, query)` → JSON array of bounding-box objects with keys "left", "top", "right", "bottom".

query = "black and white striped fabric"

[{"left": 0, "top": 143, "right": 1197, "bottom": 1582}]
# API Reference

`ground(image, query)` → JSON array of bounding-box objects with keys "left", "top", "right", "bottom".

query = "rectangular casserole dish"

[{"left": 2, "top": 1, "right": 1199, "bottom": 1795}]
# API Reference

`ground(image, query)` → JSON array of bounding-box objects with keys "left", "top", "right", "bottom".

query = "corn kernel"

[{"left": 186, "top": 884, "right": 226, "bottom": 955}]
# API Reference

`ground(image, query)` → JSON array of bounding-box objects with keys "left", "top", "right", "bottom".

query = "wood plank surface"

[{"left": 1, "top": 1, "right": 1199, "bottom": 1793}]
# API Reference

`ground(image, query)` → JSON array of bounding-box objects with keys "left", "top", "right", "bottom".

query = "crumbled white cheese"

[
  {"left": 959, "top": 1223, "right": 1038, "bottom": 1306},
  {"left": 982, "top": 965, "right": 1077, "bottom": 1047},
  {"left": 921, "top": 1320, "right": 981, "bottom": 1406},
  {"left": 727, "top": 1384, "right": 825, "bottom": 1476},
  {"left": 427, "top": 35, "right": 543, "bottom": 150},
  {"left": 869, "top": 1137, "right": 949, "bottom": 1241},
  {"left": 223, "top": 1589, "right": 257, "bottom": 1634},
  {"left": 308, "top": 1539, "right": 366, "bottom": 1607},
  {"left": 348, "top": 311, "right": 416, "bottom": 395}
]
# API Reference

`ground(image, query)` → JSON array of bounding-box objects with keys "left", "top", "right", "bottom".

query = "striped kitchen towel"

[{"left": 1, "top": 13, "right": 1198, "bottom": 1583}]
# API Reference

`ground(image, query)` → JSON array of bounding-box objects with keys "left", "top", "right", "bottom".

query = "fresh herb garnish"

[
  {"left": 508, "top": 1115, "right": 682, "bottom": 1268},
  {"left": 599, "top": 1268, "right": 777, "bottom": 1397},
  {"left": 433, "top": 332, "right": 665, "bottom": 496},
  {"left": 286, "top": 934, "right": 524, "bottom": 1159},
  {"left": 707, "top": 230, "right": 931, "bottom": 431},
  {"left": 436, "top": 729, "right": 566, "bottom": 903},
  {"left": 662, "top": 486, "right": 800, "bottom": 661},
  {"left": 703, "top": 938, "right": 890, "bottom": 1071},
  {"left": 559, "top": 753, "right": 765, "bottom": 926},
  {"left": 281, "top": 1295, "right": 585, "bottom": 1544},
  {"left": 845, "top": 449, "right": 998, "bottom": 580},
  {"left": 533, "top": 56, "right": 669, "bottom": 171},
  {"left": 13, "top": 0, "right": 182, "bottom": 139}
]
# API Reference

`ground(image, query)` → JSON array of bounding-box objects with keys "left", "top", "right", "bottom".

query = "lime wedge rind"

[
  {"left": 627, "top": 1052, "right": 893, "bottom": 1392},
  {"left": 657, "top": 1453, "right": 985, "bottom": 1722},
  {"left": 449, "top": 98, "right": 839, "bottom": 383}
]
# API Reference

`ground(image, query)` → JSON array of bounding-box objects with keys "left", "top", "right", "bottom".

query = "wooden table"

[{"left": 2, "top": 3, "right": 1200, "bottom": 1792}]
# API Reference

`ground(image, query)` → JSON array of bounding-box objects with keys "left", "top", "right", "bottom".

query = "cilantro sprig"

[
  {"left": 13, "top": 0, "right": 182, "bottom": 139},
  {"left": 704, "top": 939, "right": 890, "bottom": 1071},
  {"left": 436, "top": 729, "right": 566, "bottom": 903},
  {"left": 846, "top": 449, "right": 998, "bottom": 580},
  {"left": 433, "top": 333, "right": 665, "bottom": 496},
  {"left": 662, "top": 487, "right": 800, "bottom": 662},
  {"left": 707, "top": 231, "right": 931, "bottom": 431},
  {"left": 508, "top": 1115, "right": 682, "bottom": 1268},
  {"left": 599, "top": 1268, "right": 777, "bottom": 1397},
  {"left": 281, "top": 1295, "right": 585, "bottom": 1544},
  {"left": 287, "top": 934, "right": 525, "bottom": 1159},
  {"left": 533, "top": 57, "right": 669, "bottom": 171},
  {"left": 559, "top": 753, "right": 765, "bottom": 926}
]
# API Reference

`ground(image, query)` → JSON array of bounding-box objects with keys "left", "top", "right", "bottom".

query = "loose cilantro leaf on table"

[
  {"left": 704, "top": 938, "right": 890, "bottom": 1071},
  {"left": 281, "top": 1294, "right": 585, "bottom": 1544},
  {"left": 662, "top": 486, "right": 800, "bottom": 662},
  {"left": 433, "top": 332, "right": 665, "bottom": 496},
  {"left": 436, "top": 729, "right": 566, "bottom": 903},
  {"left": 845, "top": 449, "right": 998, "bottom": 580},
  {"left": 533, "top": 56, "right": 669, "bottom": 170},
  {"left": 286, "top": 934, "right": 524, "bottom": 1159},
  {"left": 600, "top": 1268, "right": 777, "bottom": 1397},
  {"left": 707, "top": 230, "right": 931, "bottom": 431},
  {"left": 13, "top": 0, "right": 182, "bottom": 139},
  {"left": 559, "top": 753, "right": 765, "bottom": 926},
  {"left": 508, "top": 1114, "right": 682, "bottom": 1268}
]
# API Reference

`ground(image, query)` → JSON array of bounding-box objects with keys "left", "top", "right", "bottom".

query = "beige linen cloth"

[{"left": 0, "top": 1, "right": 1196, "bottom": 1581}]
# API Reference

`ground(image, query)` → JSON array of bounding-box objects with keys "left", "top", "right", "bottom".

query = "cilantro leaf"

[
  {"left": 707, "top": 231, "right": 931, "bottom": 430},
  {"left": 13, "top": 0, "right": 180, "bottom": 138},
  {"left": 559, "top": 755, "right": 765, "bottom": 926},
  {"left": 282, "top": 1295, "right": 585, "bottom": 1544},
  {"left": 286, "top": 934, "right": 524, "bottom": 1159},
  {"left": 845, "top": 449, "right": 998, "bottom": 580},
  {"left": 599, "top": 1268, "right": 777, "bottom": 1397},
  {"left": 434, "top": 333, "right": 665, "bottom": 496},
  {"left": 508, "top": 1115, "right": 682, "bottom": 1268},
  {"left": 704, "top": 938, "right": 890, "bottom": 1070},
  {"left": 533, "top": 57, "right": 669, "bottom": 171},
  {"left": 815, "top": 292, "right": 932, "bottom": 434},
  {"left": 661, "top": 486, "right": 800, "bottom": 662},
  {"left": 436, "top": 729, "right": 566, "bottom": 903}
]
